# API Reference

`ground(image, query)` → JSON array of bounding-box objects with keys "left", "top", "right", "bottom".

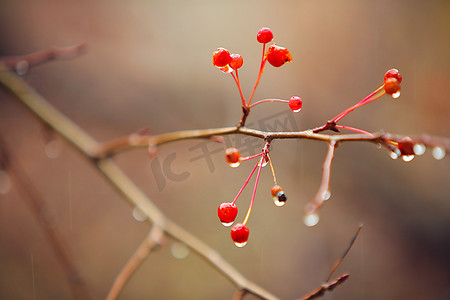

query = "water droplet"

[
  {"left": 132, "top": 206, "right": 147, "bottom": 222},
  {"left": 402, "top": 155, "right": 415, "bottom": 162},
  {"left": 228, "top": 162, "right": 240, "bottom": 168},
  {"left": 413, "top": 143, "right": 426, "bottom": 156},
  {"left": 304, "top": 213, "right": 319, "bottom": 227},
  {"left": 0, "top": 170, "right": 12, "bottom": 195},
  {"left": 292, "top": 108, "right": 302, "bottom": 113},
  {"left": 392, "top": 91, "right": 401, "bottom": 99},
  {"left": 432, "top": 147, "right": 446, "bottom": 160},
  {"left": 258, "top": 159, "right": 268, "bottom": 167},
  {"left": 221, "top": 221, "right": 234, "bottom": 227},
  {"left": 171, "top": 242, "right": 190, "bottom": 259},
  {"left": 273, "top": 196, "right": 286, "bottom": 207},
  {"left": 390, "top": 151, "right": 399, "bottom": 160},
  {"left": 15, "top": 60, "right": 29, "bottom": 75},
  {"left": 44, "top": 140, "right": 61, "bottom": 159},
  {"left": 322, "top": 190, "right": 331, "bottom": 201},
  {"left": 377, "top": 143, "right": 382, "bottom": 149},
  {"left": 234, "top": 241, "right": 247, "bottom": 248}
]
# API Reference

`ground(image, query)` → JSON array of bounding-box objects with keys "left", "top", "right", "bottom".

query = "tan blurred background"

[{"left": 1, "top": 0, "right": 449, "bottom": 299}]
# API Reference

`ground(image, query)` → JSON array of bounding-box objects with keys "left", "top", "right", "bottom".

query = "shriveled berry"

[
  {"left": 225, "top": 147, "right": 240, "bottom": 164},
  {"left": 257, "top": 27, "right": 274, "bottom": 44},
  {"left": 229, "top": 54, "right": 243, "bottom": 70},
  {"left": 384, "top": 69, "right": 402, "bottom": 83},
  {"left": 271, "top": 185, "right": 287, "bottom": 207},
  {"left": 212, "top": 48, "right": 232, "bottom": 67},
  {"left": 271, "top": 185, "right": 282, "bottom": 197},
  {"left": 266, "top": 44, "right": 292, "bottom": 67},
  {"left": 384, "top": 77, "right": 401, "bottom": 95},
  {"left": 289, "top": 96, "right": 303, "bottom": 112},
  {"left": 218, "top": 202, "right": 238, "bottom": 226},
  {"left": 398, "top": 137, "right": 415, "bottom": 156},
  {"left": 230, "top": 223, "right": 249, "bottom": 247}
]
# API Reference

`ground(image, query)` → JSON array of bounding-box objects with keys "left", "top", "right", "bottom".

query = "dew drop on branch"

[
  {"left": 322, "top": 190, "right": 331, "bottom": 201},
  {"left": 432, "top": 147, "right": 446, "bottom": 160},
  {"left": 15, "top": 60, "right": 29, "bottom": 76},
  {"left": 132, "top": 206, "right": 148, "bottom": 222},
  {"left": 0, "top": 170, "right": 12, "bottom": 195},
  {"left": 44, "top": 140, "right": 61, "bottom": 159},
  {"left": 228, "top": 162, "right": 240, "bottom": 168},
  {"left": 303, "top": 213, "right": 319, "bottom": 227},
  {"left": 390, "top": 151, "right": 399, "bottom": 160},
  {"left": 171, "top": 242, "right": 190, "bottom": 259},
  {"left": 413, "top": 143, "right": 426, "bottom": 156}
]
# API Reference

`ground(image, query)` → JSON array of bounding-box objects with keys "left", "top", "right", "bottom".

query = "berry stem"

[
  {"left": 335, "top": 125, "right": 374, "bottom": 137},
  {"left": 231, "top": 71, "right": 246, "bottom": 107},
  {"left": 243, "top": 157, "right": 264, "bottom": 226},
  {"left": 267, "top": 153, "right": 278, "bottom": 185},
  {"left": 231, "top": 160, "right": 260, "bottom": 205},
  {"left": 240, "top": 152, "right": 264, "bottom": 162},
  {"left": 331, "top": 85, "right": 385, "bottom": 123},
  {"left": 248, "top": 98, "right": 289, "bottom": 108},
  {"left": 247, "top": 44, "right": 268, "bottom": 106}
]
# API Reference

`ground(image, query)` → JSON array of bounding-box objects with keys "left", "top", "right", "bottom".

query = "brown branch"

[
  {"left": 1, "top": 43, "right": 87, "bottom": 74},
  {"left": 106, "top": 226, "right": 164, "bottom": 300},
  {"left": 0, "top": 61, "right": 279, "bottom": 300},
  {"left": 0, "top": 137, "right": 92, "bottom": 300}
]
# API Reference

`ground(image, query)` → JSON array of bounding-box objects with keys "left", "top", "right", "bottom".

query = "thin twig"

[
  {"left": 106, "top": 226, "right": 164, "bottom": 300},
  {"left": 0, "top": 137, "right": 92, "bottom": 300}
]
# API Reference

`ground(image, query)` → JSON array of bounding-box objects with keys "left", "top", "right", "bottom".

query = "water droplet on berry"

[
  {"left": 413, "top": 143, "right": 426, "bottom": 155},
  {"left": 221, "top": 221, "right": 234, "bottom": 227},
  {"left": 402, "top": 155, "right": 415, "bottom": 162},
  {"left": 292, "top": 108, "right": 302, "bottom": 113},
  {"left": 304, "top": 213, "right": 319, "bottom": 227},
  {"left": 171, "top": 242, "right": 190, "bottom": 259},
  {"left": 228, "top": 162, "right": 240, "bottom": 168},
  {"left": 234, "top": 241, "right": 248, "bottom": 248},
  {"left": 392, "top": 91, "right": 401, "bottom": 99},
  {"left": 390, "top": 151, "right": 399, "bottom": 160},
  {"left": 132, "top": 206, "right": 147, "bottom": 222},
  {"left": 0, "top": 170, "right": 12, "bottom": 195},
  {"left": 322, "top": 190, "right": 331, "bottom": 201},
  {"left": 432, "top": 147, "right": 446, "bottom": 160},
  {"left": 45, "top": 140, "right": 61, "bottom": 159}
]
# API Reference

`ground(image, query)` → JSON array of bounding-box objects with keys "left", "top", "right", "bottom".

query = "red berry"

[
  {"left": 257, "top": 27, "right": 274, "bottom": 44},
  {"left": 218, "top": 202, "right": 238, "bottom": 226},
  {"left": 270, "top": 185, "right": 282, "bottom": 197},
  {"left": 230, "top": 223, "right": 249, "bottom": 247},
  {"left": 229, "top": 53, "right": 243, "bottom": 70},
  {"left": 212, "top": 48, "right": 232, "bottom": 67},
  {"left": 225, "top": 147, "right": 240, "bottom": 164},
  {"left": 398, "top": 137, "right": 415, "bottom": 156},
  {"left": 384, "top": 77, "right": 401, "bottom": 95},
  {"left": 289, "top": 96, "right": 303, "bottom": 112},
  {"left": 384, "top": 69, "right": 402, "bottom": 83},
  {"left": 266, "top": 44, "right": 292, "bottom": 67}
]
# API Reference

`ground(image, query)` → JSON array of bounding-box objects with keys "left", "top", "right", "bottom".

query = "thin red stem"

[
  {"left": 248, "top": 98, "right": 289, "bottom": 108},
  {"left": 231, "top": 161, "right": 259, "bottom": 205},
  {"left": 243, "top": 157, "right": 264, "bottom": 225},
  {"left": 335, "top": 125, "right": 374, "bottom": 137},
  {"left": 332, "top": 85, "right": 385, "bottom": 123},
  {"left": 231, "top": 71, "right": 246, "bottom": 106},
  {"left": 247, "top": 44, "right": 267, "bottom": 106},
  {"left": 240, "top": 152, "right": 263, "bottom": 162}
]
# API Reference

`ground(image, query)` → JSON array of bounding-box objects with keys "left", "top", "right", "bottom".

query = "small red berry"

[
  {"left": 230, "top": 223, "right": 249, "bottom": 247},
  {"left": 257, "top": 27, "right": 274, "bottom": 44},
  {"left": 384, "top": 77, "right": 401, "bottom": 96},
  {"left": 225, "top": 147, "right": 240, "bottom": 167},
  {"left": 289, "top": 96, "right": 303, "bottom": 113},
  {"left": 229, "top": 53, "right": 243, "bottom": 70},
  {"left": 212, "top": 48, "right": 232, "bottom": 67},
  {"left": 217, "top": 202, "right": 238, "bottom": 226},
  {"left": 266, "top": 44, "right": 292, "bottom": 67},
  {"left": 384, "top": 68, "right": 402, "bottom": 84},
  {"left": 398, "top": 137, "right": 415, "bottom": 156}
]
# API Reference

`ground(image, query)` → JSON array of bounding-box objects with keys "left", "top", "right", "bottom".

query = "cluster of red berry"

[
  {"left": 212, "top": 27, "right": 302, "bottom": 113},
  {"left": 218, "top": 142, "right": 286, "bottom": 247}
]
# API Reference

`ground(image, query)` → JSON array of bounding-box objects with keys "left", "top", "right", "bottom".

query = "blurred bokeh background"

[{"left": 1, "top": 0, "right": 449, "bottom": 299}]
